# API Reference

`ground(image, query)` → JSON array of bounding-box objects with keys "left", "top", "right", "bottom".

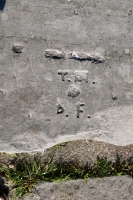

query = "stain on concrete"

[
  {"left": 28, "top": 124, "right": 41, "bottom": 134},
  {"left": 43, "top": 72, "right": 53, "bottom": 81},
  {"left": 19, "top": 86, "right": 42, "bottom": 104}
]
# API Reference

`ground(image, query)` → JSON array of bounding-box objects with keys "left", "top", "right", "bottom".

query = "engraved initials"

[
  {"left": 58, "top": 70, "right": 68, "bottom": 81},
  {"left": 74, "top": 70, "right": 88, "bottom": 83},
  {"left": 57, "top": 103, "right": 64, "bottom": 114},
  {"left": 76, "top": 102, "right": 85, "bottom": 118}
]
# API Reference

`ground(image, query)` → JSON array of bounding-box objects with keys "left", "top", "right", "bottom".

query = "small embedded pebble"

[
  {"left": 9, "top": 164, "right": 15, "bottom": 169},
  {"left": 12, "top": 43, "right": 23, "bottom": 53},
  {"left": 0, "top": 89, "right": 6, "bottom": 95},
  {"left": 28, "top": 114, "right": 32, "bottom": 119},
  {"left": 128, "top": 9, "right": 132, "bottom": 16},
  {"left": 125, "top": 49, "right": 130, "bottom": 55},
  {"left": 74, "top": 10, "right": 78, "bottom": 15},
  {"left": 112, "top": 93, "right": 117, "bottom": 100},
  {"left": 67, "top": 78, "right": 71, "bottom": 82}
]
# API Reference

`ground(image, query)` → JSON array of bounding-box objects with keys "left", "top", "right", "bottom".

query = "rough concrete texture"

[
  {"left": 1, "top": 140, "right": 133, "bottom": 175},
  {"left": 24, "top": 176, "right": 133, "bottom": 200},
  {"left": 0, "top": 141, "right": 129, "bottom": 169},
  {"left": 1, "top": 140, "right": 133, "bottom": 200},
  {"left": 1, "top": 0, "right": 133, "bottom": 152}
]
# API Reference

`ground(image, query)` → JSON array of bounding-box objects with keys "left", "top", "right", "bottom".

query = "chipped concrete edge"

[{"left": 0, "top": 130, "right": 123, "bottom": 154}]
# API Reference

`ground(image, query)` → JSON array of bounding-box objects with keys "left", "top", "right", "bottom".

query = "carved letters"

[
  {"left": 76, "top": 102, "right": 85, "bottom": 118},
  {"left": 53, "top": 47, "right": 105, "bottom": 118},
  {"left": 74, "top": 70, "right": 88, "bottom": 83},
  {"left": 58, "top": 70, "right": 88, "bottom": 83},
  {"left": 57, "top": 70, "right": 87, "bottom": 117},
  {"left": 57, "top": 102, "right": 85, "bottom": 118},
  {"left": 58, "top": 70, "right": 68, "bottom": 81},
  {"left": 57, "top": 103, "right": 64, "bottom": 114}
]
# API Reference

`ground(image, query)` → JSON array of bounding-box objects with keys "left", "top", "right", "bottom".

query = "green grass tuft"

[{"left": 0, "top": 155, "right": 133, "bottom": 199}]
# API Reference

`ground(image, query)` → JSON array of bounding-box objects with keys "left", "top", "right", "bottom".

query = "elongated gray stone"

[
  {"left": 24, "top": 176, "right": 133, "bottom": 200},
  {"left": 45, "top": 49, "right": 65, "bottom": 58},
  {"left": 68, "top": 51, "right": 105, "bottom": 62}
]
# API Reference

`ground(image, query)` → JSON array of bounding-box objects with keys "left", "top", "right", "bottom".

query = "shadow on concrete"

[{"left": 0, "top": 0, "right": 6, "bottom": 11}]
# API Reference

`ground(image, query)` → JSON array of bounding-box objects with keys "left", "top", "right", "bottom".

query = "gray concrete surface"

[
  {"left": 24, "top": 176, "right": 133, "bottom": 200},
  {"left": 1, "top": 0, "right": 133, "bottom": 152}
]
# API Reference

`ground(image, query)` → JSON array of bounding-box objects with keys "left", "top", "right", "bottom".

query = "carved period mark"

[{"left": 56, "top": 102, "right": 85, "bottom": 118}]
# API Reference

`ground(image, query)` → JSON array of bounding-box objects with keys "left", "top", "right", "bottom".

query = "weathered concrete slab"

[
  {"left": 24, "top": 176, "right": 133, "bottom": 200},
  {"left": 1, "top": 0, "right": 133, "bottom": 152}
]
